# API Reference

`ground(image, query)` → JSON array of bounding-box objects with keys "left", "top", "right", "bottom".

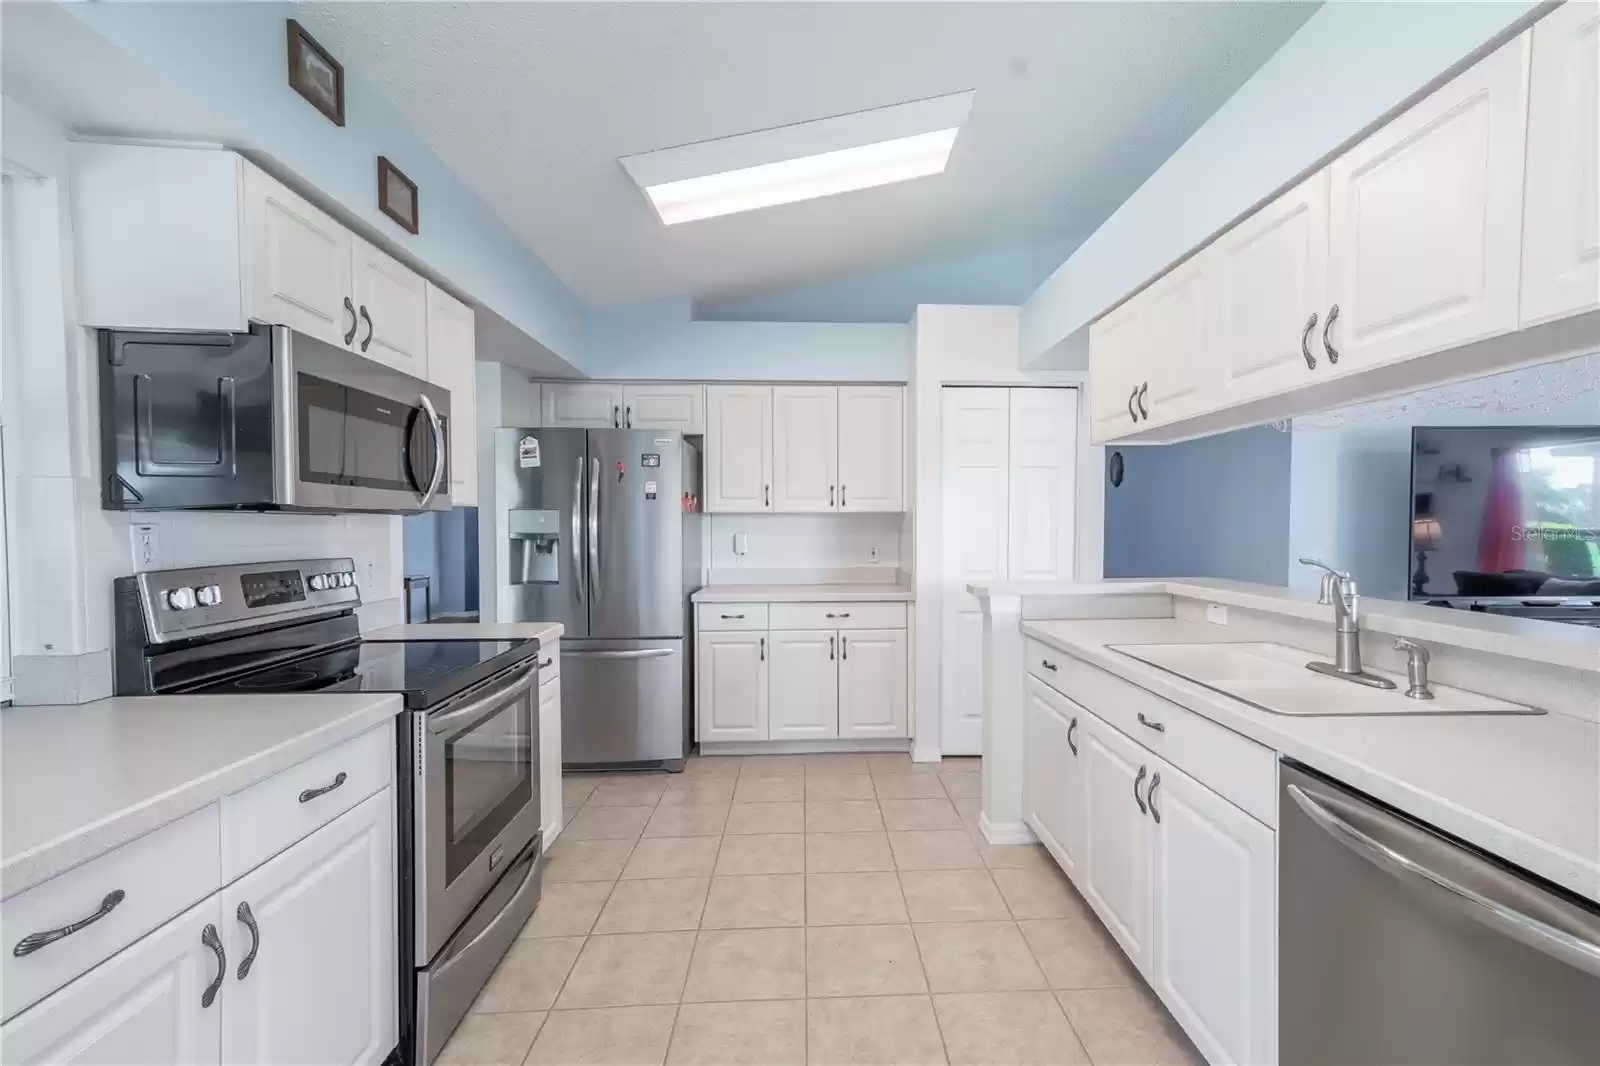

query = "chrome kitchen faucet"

[{"left": 1298, "top": 558, "right": 1397, "bottom": 690}]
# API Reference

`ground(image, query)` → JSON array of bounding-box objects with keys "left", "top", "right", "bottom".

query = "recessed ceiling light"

[{"left": 620, "top": 90, "right": 973, "bottom": 225}]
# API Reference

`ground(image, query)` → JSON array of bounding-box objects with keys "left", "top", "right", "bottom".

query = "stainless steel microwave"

[{"left": 99, "top": 323, "right": 451, "bottom": 514}]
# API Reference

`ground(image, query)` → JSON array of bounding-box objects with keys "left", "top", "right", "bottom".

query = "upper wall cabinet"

[
  {"left": 350, "top": 235, "right": 429, "bottom": 376},
  {"left": 1522, "top": 0, "right": 1600, "bottom": 326},
  {"left": 541, "top": 383, "right": 625, "bottom": 428},
  {"left": 705, "top": 386, "right": 774, "bottom": 512},
  {"left": 624, "top": 385, "right": 706, "bottom": 433},
  {"left": 427, "top": 283, "right": 478, "bottom": 506},
  {"left": 772, "top": 386, "right": 838, "bottom": 512},
  {"left": 243, "top": 163, "right": 353, "bottom": 348},
  {"left": 837, "top": 386, "right": 905, "bottom": 512}
]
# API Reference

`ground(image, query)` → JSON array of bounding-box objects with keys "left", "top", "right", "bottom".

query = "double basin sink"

[{"left": 1107, "top": 641, "right": 1541, "bottom": 718}]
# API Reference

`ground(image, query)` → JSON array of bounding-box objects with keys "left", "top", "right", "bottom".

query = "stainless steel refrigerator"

[{"left": 489, "top": 428, "right": 703, "bottom": 770}]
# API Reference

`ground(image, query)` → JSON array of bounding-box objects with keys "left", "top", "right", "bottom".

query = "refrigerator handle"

[
  {"left": 588, "top": 456, "right": 602, "bottom": 605},
  {"left": 571, "top": 455, "right": 586, "bottom": 605}
]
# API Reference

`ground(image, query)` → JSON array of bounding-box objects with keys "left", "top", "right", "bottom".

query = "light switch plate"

[{"left": 1205, "top": 603, "right": 1228, "bottom": 625}]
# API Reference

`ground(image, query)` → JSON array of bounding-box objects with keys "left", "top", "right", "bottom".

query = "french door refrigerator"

[{"left": 490, "top": 427, "right": 702, "bottom": 770}]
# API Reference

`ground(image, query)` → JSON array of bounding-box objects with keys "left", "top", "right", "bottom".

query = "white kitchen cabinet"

[
  {"left": 837, "top": 386, "right": 904, "bottom": 512},
  {"left": 696, "top": 631, "right": 769, "bottom": 742},
  {"left": 704, "top": 386, "right": 774, "bottom": 512},
  {"left": 1006, "top": 388, "right": 1078, "bottom": 582},
  {"left": 1087, "top": 297, "right": 1145, "bottom": 443},
  {"left": 621, "top": 385, "right": 705, "bottom": 432},
  {"left": 219, "top": 790, "right": 395, "bottom": 1066},
  {"left": 1149, "top": 760, "right": 1277, "bottom": 1066},
  {"left": 542, "top": 384, "right": 626, "bottom": 428},
  {"left": 1211, "top": 171, "right": 1331, "bottom": 404},
  {"left": 1135, "top": 254, "right": 1211, "bottom": 427},
  {"left": 767, "top": 630, "right": 839, "bottom": 739},
  {"left": 0, "top": 896, "right": 223, "bottom": 1066},
  {"left": 1522, "top": 0, "right": 1600, "bottom": 326},
  {"left": 837, "top": 629, "right": 908, "bottom": 739},
  {"left": 1023, "top": 678, "right": 1083, "bottom": 881},
  {"left": 1326, "top": 34, "right": 1530, "bottom": 376},
  {"left": 243, "top": 164, "right": 354, "bottom": 349},
  {"left": 772, "top": 386, "right": 839, "bottom": 512},
  {"left": 426, "top": 283, "right": 478, "bottom": 506},
  {"left": 1080, "top": 713, "right": 1153, "bottom": 973},
  {"left": 539, "top": 671, "right": 563, "bottom": 843},
  {"left": 350, "top": 236, "right": 429, "bottom": 377}
]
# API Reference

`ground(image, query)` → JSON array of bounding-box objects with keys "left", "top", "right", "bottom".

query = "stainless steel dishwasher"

[{"left": 1279, "top": 762, "right": 1600, "bottom": 1065}]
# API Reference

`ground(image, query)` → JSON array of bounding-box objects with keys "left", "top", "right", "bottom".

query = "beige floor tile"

[
  {"left": 952, "top": 797, "right": 982, "bottom": 834},
  {"left": 879, "top": 798, "right": 964, "bottom": 832},
  {"left": 622, "top": 837, "right": 722, "bottom": 880},
  {"left": 437, "top": 1010, "right": 548, "bottom": 1066},
  {"left": 724, "top": 802, "right": 804, "bottom": 835},
  {"left": 545, "top": 839, "right": 637, "bottom": 882},
  {"left": 659, "top": 777, "right": 737, "bottom": 807},
  {"left": 738, "top": 756, "right": 807, "bottom": 778},
  {"left": 939, "top": 759, "right": 981, "bottom": 777},
  {"left": 806, "top": 871, "right": 908, "bottom": 925},
  {"left": 564, "top": 779, "right": 600, "bottom": 808},
  {"left": 565, "top": 804, "right": 654, "bottom": 841},
  {"left": 473, "top": 936, "right": 584, "bottom": 1012},
  {"left": 589, "top": 776, "right": 670, "bottom": 807},
  {"left": 715, "top": 833, "right": 806, "bottom": 876},
  {"left": 801, "top": 754, "right": 875, "bottom": 774},
  {"left": 899, "top": 870, "right": 1010, "bottom": 923},
  {"left": 682, "top": 757, "right": 743, "bottom": 779},
  {"left": 913, "top": 921, "right": 1046, "bottom": 993},
  {"left": 805, "top": 925, "right": 927, "bottom": 998},
  {"left": 1018, "top": 918, "right": 1140, "bottom": 989},
  {"left": 871, "top": 774, "right": 949, "bottom": 799},
  {"left": 526, "top": 1005, "right": 678, "bottom": 1066},
  {"left": 806, "top": 832, "right": 895, "bottom": 873},
  {"left": 702, "top": 874, "right": 806, "bottom": 929},
  {"left": 991, "top": 864, "right": 1084, "bottom": 919},
  {"left": 668, "top": 1000, "right": 806, "bottom": 1066},
  {"left": 940, "top": 774, "right": 982, "bottom": 799},
  {"left": 521, "top": 881, "right": 614, "bottom": 938},
  {"left": 806, "top": 995, "right": 947, "bottom": 1065},
  {"left": 557, "top": 932, "right": 697, "bottom": 1008},
  {"left": 1057, "top": 986, "right": 1206, "bottom": 1066},
  {"left": 683, "top": 927, "right": 806, "bottom": 1002},
  {"left": 977, "top": 843, "right": 1054, "bottom": 871},
  {"left": 805, "top": 800, "right": 885, "bottom": 833},
  {"left": 889, "top": 831, "right": 983, "bottom": 871},
  {"left": 733, "top": 775, "right": 804, "bottom": 803},
  {"left": 934, "top": 991, "right": 1089, "bottom": 1065},
  {"left": 866, "top": 754, "right": 939, "bottom": 776},
  {"left": 805, "top": 774, "right": 876, "bottom": 801},
  {"left": 593, "top": 878, "right": 709, "bottom": 934},
  {"left": 644, "top": 804, "right": 730, "bottom": 838}
]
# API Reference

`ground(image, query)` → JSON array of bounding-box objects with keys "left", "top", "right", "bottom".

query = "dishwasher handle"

[{"left": 1286, "top": 783, "right": 1600, "bottom": 979}]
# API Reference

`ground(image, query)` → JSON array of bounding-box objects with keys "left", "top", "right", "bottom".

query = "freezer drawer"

[{"left": 560, "top": 639, "right": 687, "bottom": 770}]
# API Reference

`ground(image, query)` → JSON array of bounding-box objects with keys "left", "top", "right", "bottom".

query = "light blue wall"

[
  {"left": 62, "top": 1, "right": 587, "bottom": 366},
  {"left": 1104, "top": 425, "right": 1293, "bottom": 586},
  {"left": 1020, "top": 1, "right": 1542, "bottom": 362}
]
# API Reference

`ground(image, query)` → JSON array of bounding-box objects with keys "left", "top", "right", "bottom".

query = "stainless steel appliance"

[
  {"left": 1280, "top": 761, "right": 1600, "bottom": 1064},
  {"left": 111, "top": 559, "right": 543, "bottom": 1066},
  {"left": 99, "top": 323, "right": 450, "bottom": 514},
  {"left": 488, "top": 427, "right": 703, "bottom": 770}
]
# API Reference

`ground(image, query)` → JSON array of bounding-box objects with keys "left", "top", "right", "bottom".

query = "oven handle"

[
  {"left": 418, "top": 393, "right": 446, "bottom": 508},
  {"left": 427, "top": 660, "right": 539, "bottom": 735},
  {"left": 431, "top": 842, "right": 540, "bottom": 979},
  {"left": 562, "top": 648, "right": 674, "bottom": 660}
]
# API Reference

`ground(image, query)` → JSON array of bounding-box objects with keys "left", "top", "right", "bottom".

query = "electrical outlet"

[
  {"left": 1206, "top": 603, "right": 1229, "bottom": 625},
  {"left": 130, "top": 524, "right": 159, "bottom": 571},
  {"left": 867, "top": 547, "right": 880, "bottom": 563},
  {"left": 733, "top": 532, "right": 749, "bottom": 557},
  {"left": 365, "top": 561, "right": 376, "bottom": 590}
]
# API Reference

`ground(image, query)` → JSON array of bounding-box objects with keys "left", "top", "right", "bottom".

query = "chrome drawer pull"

[
  {"left": 298, "top": 771, "right": 347, "bottom": 804},
  {"left": 1323, "top": 304, "right": 1340, "bottom": 363},
  {"left": 1067, "top": 717, "right": 1078, "bottom": 756},
  {"left": 236, "top": 901, "right": 261, "bottom": 980},
  {"left": 1301, "top": 311, "right": 1318, "bottom": 369},
  {"left": 13, "top": 889, "right": 126, "bottom": 957},
  {"left": 825, "top": 612, "right": 851, "bottom": 619},
  {"left": 201, "top": 923, "right": 225, "bottom": 1008},
  {"left": 1136, "top": 712, "right": 1165, "bottom": 733},
  {"left": 1149, "top": 772, "right": 1163, "bottom": 824},
  {"left": 1133, "top": 765, "right": 1148, "bottom": 815},
  {"left": 1040, "top": 659, "right": 1058, "bottom": 672},
  {"left": 720, "top": 613, "right": 745, "bottom": 620}
]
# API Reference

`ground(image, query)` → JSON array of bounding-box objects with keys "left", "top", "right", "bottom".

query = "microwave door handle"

[
  {"left": 417, "top": 394, "right": 445, "bottom": 508},
  {"left": 572, "top": 456, "right": 586, "bottom": 605},
  {"left": 588, "top": 457, "right": 601, "bottom": 605},
  {"left": 427, "top": 661, "right": 540, "bottom": 735}
]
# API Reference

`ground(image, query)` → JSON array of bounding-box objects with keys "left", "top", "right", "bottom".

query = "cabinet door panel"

[
  {"left": 768, "top": 630, "right": 839, "bottom": 739},
  {"left": 705, "top": 387, "right": 773, "bottom": 512},
  {"left": 244, "top": 167, "right": 351, "bottom": 348},
  {"left": 622, "top": 385, "right": 705, "bottom": 432},
  {"left": 1138, "top": 255, "right": 1210, "bottom": 427},
  {"left": 220, "top": 790, "right": 395, "bottom": 1066},
  {"left": 426, "top": 283, "right": 478, "bottom": 505},
  {"left": 1080, "top": 715, "right": 1152, "bottom": 973},
  {"left": 696, "top": 632, "right": 768, "bottom": 742},
  {"left": 838, "top": 629, "right": 908, "bottom": 739},
  {"left": 1522, "top": 1, "right": 1600, "bottom": 326},
  {"left": 1151, "top": 762, "right": 1276, "bottom": 1066},
  {"left": 837, "top": 386, "right": 904, "bottom": 512},
  {"left": 0, "top": 897, "right": 223, "bottom": 1066},
  {"left": 540, "top": 675, "right": 563, "bottom": 843},
  {"left": 1006, "top": 388, "right": 1077, "bottom": 582},
  {"left": 772, "top": 386, "right": 838, "bottom": 512},
  {"left": 350, "top": 237, "right": 428, "bottom": 376},
  {"left": 1024, "top": 679, "right": 1083, "bottom": 882},
  {"left": 1328, "top": 34, "right": 1530, "bottom": 372},
  {"left": 1088, "top": 298, "right": 1144, "bottom": 444},
  {"left": 543, "top": 384, "right": 624, "bottom": 429}
]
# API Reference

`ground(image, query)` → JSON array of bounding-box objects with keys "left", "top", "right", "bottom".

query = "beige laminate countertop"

[
  {"left": 1, "top": 693, "right": 402, "bottom": 898},
  {"left": 366, "top": 621, "right": 565, "bottom": 644},
  {"left": 692, "top": 584, "right": 913, "bottom": 603}
]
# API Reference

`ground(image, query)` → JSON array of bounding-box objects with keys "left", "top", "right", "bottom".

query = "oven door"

[
  {"left": 414, "top": 660, "right": 541, "bottom": 962},
  {"left": 275, "top": 325, "right": 451, "bottom": 513}
]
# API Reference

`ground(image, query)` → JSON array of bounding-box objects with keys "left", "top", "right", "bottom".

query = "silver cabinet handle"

[
  {"left": 1136, "top": 712, "right": 1165, "bottom": 733},
  {"left": 841, "top": 635, "right": 848, "bottom": 660},
  {"left": 1323, "top": 304, "right": 1340, "bottom": 363},
  {"left": 298, "top": 771, "right": 347, "bottom": 804},
  {"left": 1067, "top": 717, "right": 1078, "bottom": 756},
  {"left": 1136, "top": 382, "right": 1149, "bottom": 420},
  {"left": 764, "top": 484, "right": 770, "bottom": 508},
  {"left": 1301, "top": 311, "right": 1318, "bottom": 369},
  {"left": 841, "top": 484, "right": 847, "bottom": 507},
  {"left": 1287, "top": 783, "right": 1600, "bottom": 978},
  {"left": 759, "top": 637, "right": 765, "bottom": 662},
  {"left": 1040, "top": 659, "right": 1058, "bottom": 672},
  {"left": 1127, "top": 386, "right": 1138, "bottom": 422},
  {"left": 1148, "top": 772, "right": 1162, "bottom": 824},
  {"left": 825, "top": 612, "right": 851, "bottom": 619},
  {"left": 588, "top": 457, "right": 602, "bottom": 604},
  {"left": 612, "top": 405, "right": 621, "bottom": 428},
  {"left": 572, "top": 456, "right": 586, "bottom": 605},
  {"left": 235, "top": 901, "right": 260, "bottom": 980},
  {"left": 539, "top": 657, "right": 554, "bottom": 670},
  {"left": 418, "top": 394, "right": 445, "bottom": 508},
  {"left": 626, "top": 406, "right": 633, "bottom": 428},
  {"left": 343, "top": 297, "right": 358, "bottom": 346},
  {"left": 14, "top": 889, "right": 126, "bottom": 956},
  {"left": 830, "top": 635, "right": 836, "bottom": 661},
  {"left": 830, "top": 485, "right": 835, "bottom": 507},
  {"left": 358, "top": 305, "right": 374, "bottom": 352},
  {"left": 1133, "top": 765, "right": 1148, "bottom": 815},
  {"left": 201, "top": 923, "right": 225, "bottom": 1008},
  {"left": 720, "top": 613, "right": 746, "bottom": 620}
]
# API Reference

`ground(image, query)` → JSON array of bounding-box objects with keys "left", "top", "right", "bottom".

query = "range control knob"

[
  {"left": 195, "top": 584, "right": 223, "bottom": 607},
  {"left": 308, "top": 574, "right": 331, "bottom": 592},
  {"left": 164, "top": 587, "right": 197, "bottom": 611},
  {"left": 340, "top": 572, "right": 356, "bottom": 588}
]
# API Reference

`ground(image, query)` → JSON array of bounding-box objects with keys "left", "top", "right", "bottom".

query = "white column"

[{"left": 978, "top": 591, "right": 1035, "bottom": 845}]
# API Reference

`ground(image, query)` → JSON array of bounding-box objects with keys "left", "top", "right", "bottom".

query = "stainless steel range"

[{"left": 112, "top": 558, "right": 543, "bottom": 1065}]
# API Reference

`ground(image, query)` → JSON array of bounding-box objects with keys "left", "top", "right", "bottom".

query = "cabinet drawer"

[
  {"left": 697, "top": 604, "right": 769, "bottom": 631},
  {"left": 220, "top": 721, "right": 394, "bottom": 881},
  {"left": 1028, "top": 641, "right": 1277, "bottom": 826},
  {"left": 769, "top": 601, "right": 906, "bottom": 630},
  {"left": 536, "top": 639, "right": 561, "bottom": 682},
  {"left": 1, "top": 805, "right": 221, "bottom": 1021}
]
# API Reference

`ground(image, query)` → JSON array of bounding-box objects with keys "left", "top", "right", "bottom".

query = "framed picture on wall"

[
  {"left": 378, "top": 157, "right": 420, "bottom": 234},
  {"left": 286, "top": 20, "right": 345, "bottom": 127}
]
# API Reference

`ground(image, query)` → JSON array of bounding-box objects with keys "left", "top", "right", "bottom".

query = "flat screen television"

[{"left": 1409, "top": 426, "right": 1600, "bottom": 602}]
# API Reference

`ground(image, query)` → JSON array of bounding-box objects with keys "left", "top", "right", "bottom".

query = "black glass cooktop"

[{"left": 197, "top": 639, "right": 537, "bottom": 710}]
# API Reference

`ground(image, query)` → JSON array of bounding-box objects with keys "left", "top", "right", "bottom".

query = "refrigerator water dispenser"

[{"left": 507, "top": 509, "right": 560, "bottom": 585}]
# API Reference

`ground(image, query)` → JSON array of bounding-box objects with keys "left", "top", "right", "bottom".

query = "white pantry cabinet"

[
  {"left": 696, "top": 631, "right": 769, "bottom": 742},
  {"left": 427, "top": 283, "right": 478, "bottom": 506},
  {"left": 622, "top": 385, "right": 706, "bottom": 432},
  {"left": 768, "top": 630, "right": 839, "bottom": 739},
  {"left": 541, "top": 384, "right": 626, "bottom": 428},
  {"left": 705, "top": 386, "right": 774, "bottom": 512},
  {"left": 772, "top": 386, "right": 839, "bottom": 512}
]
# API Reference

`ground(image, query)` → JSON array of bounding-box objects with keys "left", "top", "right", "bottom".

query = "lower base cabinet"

[
  {"left": 539, "top": 673, "right": 563, "bottom": 842},
  {"left": 769, "top": 630, "right": 839, "bottom": 739},
  {"left": 1080, "top": 713, "right": 1154, "bottom": 973},
  {"left": 837, "top": 630, "right": 909, "bottom": 739},
  {"left": 1023, "top": 679, "right": 1084, "bottom": 881}
]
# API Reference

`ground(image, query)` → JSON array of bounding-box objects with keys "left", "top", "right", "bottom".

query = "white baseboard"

[
  {"left": 911, "top": 745, "right": 943, "bottom": 764},
  {"left": 978, "top": 812, "right": 1036, "bottom": 846},
  {"left": 699, "top": 738, "right": 909, "bottom": 757}
]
